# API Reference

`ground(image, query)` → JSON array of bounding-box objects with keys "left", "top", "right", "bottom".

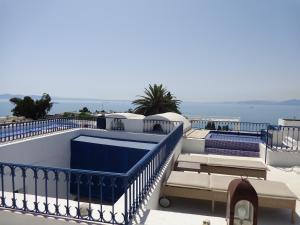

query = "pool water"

[
  {"left": 207, "top": 132, "right": 261, "bottom": 143},
  {"left": 205, "top": 132, "right": 261, "bottom": 157}
]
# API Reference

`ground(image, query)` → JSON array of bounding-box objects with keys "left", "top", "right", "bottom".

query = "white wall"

[
  {"left": 182, "top": 137, "right": 205, "bottom": 154},
  {"left": 278, "top": 119, "right": 300, "bottom": 127},
  {"left": 0, "top": 129, "right": 80, "bottom": 166},
  {"left": 0, "top": 129, "right": 81, "bottom": 198},
  {"left": 258, "top": 143, "right": 300, "bottom": 167},
  {"left": 81, "top": 128, "right": 164, "bottom": 143},
  {"left": 259, "top": 143, "right": 267, "bottom": 162},
  {"left": 106, "top": 118, "right": 145, "bottom": 133},
  {"left": 266, "top": 148, "right": 300, "bottom": 167},
  {"left": 124, "top": 119, "right": 144, "bottom": 133}
]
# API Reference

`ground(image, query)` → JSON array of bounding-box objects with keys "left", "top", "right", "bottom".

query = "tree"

[
  {"left": 35, "top": 94, "right": 53, "bottom": 118},
  {"left": 10, "top": 93, "right": 53, "bottom": 120},
  {"left": 205, "top": 121, "right": 216, "bottom": 130},
  {"left": 126, "top": 108, "right": 134, "bottom": 113},
  {"left": 79, "top": 107, "right": 90, "bottom": 113},
  {"left": 132, "top": 84, "right": 181, "bottom": 116},
  {"left": 78, "top": 106, "right": 93, "bottom": 119}
]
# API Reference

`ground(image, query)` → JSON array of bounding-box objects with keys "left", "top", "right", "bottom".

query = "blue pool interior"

[
  {"left": 205, "top": 131, "right": 261, "bottom": 157},
  {"left": 70, "top": 135, "right": 157, "bottom": 203},
  {"left": 207, "top": 132, "right": 262, "bottom": 143}
]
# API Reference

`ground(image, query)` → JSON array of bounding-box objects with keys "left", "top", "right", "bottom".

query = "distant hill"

[
  {"left": 0, "top": 94, "right": 131, "bottom": 103},
  {"left": 1, "top": 94, "right": 300, "bottom": 105},
  {"left": 0, "top": 94, "right": 42, "bottom": 100},
  {"left": 236, "top": 99, "right": 300, "bottom": 106}
]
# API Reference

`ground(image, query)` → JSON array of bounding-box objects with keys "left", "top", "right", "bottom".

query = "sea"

[{"left": 1, "top": 99, "right": 300, "bottom": 124}]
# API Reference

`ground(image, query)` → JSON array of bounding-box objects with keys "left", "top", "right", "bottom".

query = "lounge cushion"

[
  {"left": 249, "top": 179, "right": 297, "bottom": 199},
  {"left": 208, "top": 156, "right": 267, "bottom": 170},
  {"left": 177, "top": 154, "right": 209, "bottom": 164},
  {"left": 177, "top": 154, "right": 267, "bottom": 170},
  {"left": 210, "top": 174, "right": 297, "bottom": 199},
  {"left": 166, "top": 171, "right": 210, "bottom": 189}
]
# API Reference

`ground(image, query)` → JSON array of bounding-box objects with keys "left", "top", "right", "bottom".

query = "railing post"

[
  {"left": 265, "top": 127, "right": 269, "bottom": 163},
  {"left": 0, "top": 164, "right": 5, "bottom": 207},
  {"left": 124, "top": 177, "right": 129, "bottom": 225}
]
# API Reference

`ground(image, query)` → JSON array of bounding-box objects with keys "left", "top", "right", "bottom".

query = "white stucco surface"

[
  {"left": 182, "top": 137, "right": 205, "bottom": 154},
  {"left": 145, "top": 112, "right": 191, "bottom": 132}
]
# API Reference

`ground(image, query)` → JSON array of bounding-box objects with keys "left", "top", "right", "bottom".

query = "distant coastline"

[
  {"left": 1, "top": 94, "right": 300, "bottom": 106},
  {"left": 1, "top": 94, "right": 300, "bottom": 125}
]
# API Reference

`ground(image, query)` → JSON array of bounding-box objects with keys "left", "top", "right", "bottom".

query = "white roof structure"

[
  {"left": 105, "top": 112, "right": 145, "bottom": 119},
  {"left": 145, "top": 112, "right": 191, "bottom": 132}
]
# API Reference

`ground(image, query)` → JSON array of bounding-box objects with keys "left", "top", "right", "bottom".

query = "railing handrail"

[
  {"left": 190, "top": 119, "right": 269, "bottom": 125},
  {"left": 0, "top": 161, "right": 127, "bottom": 178},
  {"left": 0, "top": 117, "right": 98, "bottom": 143},
  {"left": 0, "top": 116, "right": 97, "bottom": 126},
  {"left": 126, "top": 122, "right": 183, "bottom": 177},
  {"left": 143, "top": 119, "right": 181, "bottom": 122},
  {"left": 268, "top": 125, "right": 300, "bottom": 129}
]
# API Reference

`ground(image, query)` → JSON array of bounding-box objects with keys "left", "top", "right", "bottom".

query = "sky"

[{"left": 0, "top": 0, "right": 300, "bottom": 102}]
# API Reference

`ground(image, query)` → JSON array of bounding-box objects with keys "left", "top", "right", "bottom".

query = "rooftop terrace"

[{"left": 0, "top": 115, "right": 299, "bottom": 225}]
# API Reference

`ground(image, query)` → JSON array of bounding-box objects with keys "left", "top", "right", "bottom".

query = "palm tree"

[{"left": 132, "top": 84, "right": 181, "bottom": 116}]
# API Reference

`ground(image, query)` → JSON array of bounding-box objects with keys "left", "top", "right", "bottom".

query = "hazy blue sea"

[{"left": 1, "top": 99, "right": 300, "bottom": 124}]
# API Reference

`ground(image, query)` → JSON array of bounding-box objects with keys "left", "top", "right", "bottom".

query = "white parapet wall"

[
  {"left": 260, "top": 143, "right": 300, "bottom": 167},
  {"left": 0, "top": 129, "right": 81, "bottom": 166},
  {"left": 106, "top": 118, "right": 145, "bottom": 133},
  {"left": 278, "top": 118, "right": 300, "bottom": 127},
  {"left": 259, "top": 143, "right": 267, "bottom": 162},
  {"left": 266, "top": 148, "right": 300, "bottom": 167},
  {"left": 0, "top": 129, "right": 82, "bottom": 198},
  {"left": 84, "top": 127, "right": 163, "bottom": 142},
  {"left": 182, "top": 137, "right": 205, "bottom": 154}
]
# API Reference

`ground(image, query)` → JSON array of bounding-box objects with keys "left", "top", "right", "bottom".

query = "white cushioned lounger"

[
  {"left": 176, "top": 154, "right": 268, "bottom": 179},
  {"left": 162, "top": 171, "right": 297, "bottom": 223}
]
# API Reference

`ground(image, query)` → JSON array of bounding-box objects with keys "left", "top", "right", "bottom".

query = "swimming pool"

[
  {"left": 205, "top": 132, "right": 261, "bottom": 157},
  {"left": 207, "top": 132, "right": 261, "bottom": 143}
]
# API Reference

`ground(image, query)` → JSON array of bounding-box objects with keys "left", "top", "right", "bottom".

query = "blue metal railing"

[
  {"left": 0, "top": 117, "right": 97, "bottom": 143},
  {"left": 124, "top": 123, "right": 183, "bottom": 221},
  {"left": 0, "top": 162, "right": 126, "bottom": 224},
  {"left": 265, "top": 125, "right": 300, "bottom": 151},
  {"left": 190, "top": 119, "right": 269, "bottom": 133},
  {"left": 263, "top": 125, "right": 300, "bottom": 163},
  {"left": 0, "top": 123, "right": 183, "bottom": 224}
]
